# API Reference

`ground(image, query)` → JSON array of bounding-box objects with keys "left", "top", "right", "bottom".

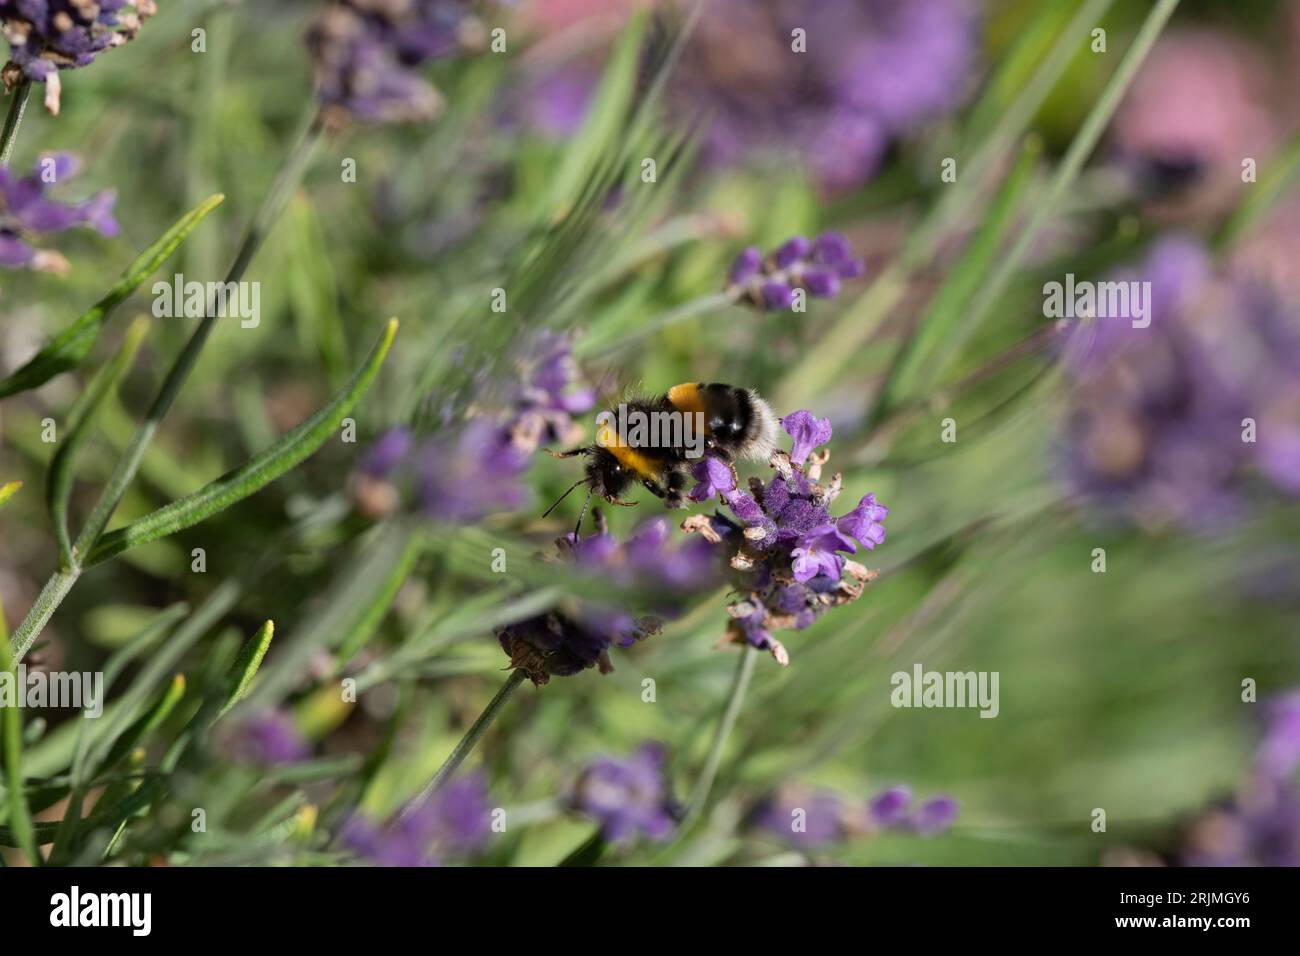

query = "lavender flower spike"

[
  {"left": 496, "top": 512, "right": 720, "bottom": 685},
  {"left": 726, "top": 232, "right": 865, "bottom": 311},
  {"left": 0, "top": 152, "right": 119, "bottom": 274},
  {"left": 307, "top": 1, "right": 485, "bottom": 125},
  {"left": 682, "top": 407, "right": 886, "bottom": 665},
  {"left": 1, "top": 1, "right": 156, "bottom": 114}
]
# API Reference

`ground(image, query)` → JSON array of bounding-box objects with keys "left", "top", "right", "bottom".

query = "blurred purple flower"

[
  {"left": 754, "top": 787, "right": 854, "bottom": 849},
  {"left": 1, "top": 0, "right": 155, "bottom": 113},
  {"left": 0, "top": 152, "right": 118, "bottom": 274},
  {"left": 1180, "top": 777, "right": 1300, "bottom": 867},
  {"left": 351, "top": 331, "right": 591, "bottom": 522},
  {"left": 342, "top": 773, "right": 492, "bottom": 867},
  {"left": 223, "top": 711, "right": 310, "bottom": 767},
  {"left": 1165, "top": 686, "right": 1300, "bottom": 866},
  {"left": 727, "top": 233, "right": 865, "bottom": 311},
  {"left": 523, "top": 61, "right": 599, "bottom": 139},
  {"left": 683, "top": 0, "right": 977, "bottom": 192},
  {"left": 571, "top": 742, "right": 677, "bottom": 843},
  {"left": 683, "top": 408, "right": 885, "bottom": 665},
  {"left": 756, "top": 783, "right": 958, "bottom": 850},
  {"left": 497, "top": 512, "right": 721, "bottom": 685},
  {"left": 1257, "top": 691, "right": 1300, "bottom": 783},
  {"left": 1062, "top": 235, "right": 1300, "bottom": 528},
  {"left": 308, "top": 0, "right": 484, "bottom": 124}
]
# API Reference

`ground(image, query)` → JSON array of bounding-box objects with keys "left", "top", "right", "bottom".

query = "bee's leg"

[
  {"left": 664, "top": 466, "right": 691, "bottom": 509},
  {"left": 704, "top": 439, "right": 735, "bottom": 464},
  {"left": 543, "top": 447, "right": 588, "bottom": 459},
  {"left": 642, "top": 477, "right": 667, "bottom": 499}
]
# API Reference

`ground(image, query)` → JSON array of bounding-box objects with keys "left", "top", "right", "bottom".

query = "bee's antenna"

[
  {"left": 573, "top": 485, "right": 595, "bottom": 541},
  {"left": 542, "top": 477, "right": 590, "bottom": 519}
]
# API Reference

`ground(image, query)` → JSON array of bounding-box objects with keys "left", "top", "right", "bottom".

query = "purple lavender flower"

[
  {"left": 1256, "top": 691, "right": 1300, "bottom": 783},
  {"left": 683, "top": 409, "right": 886, "bottom": 665},
  {"left": 342, "top": 773, "right": 492, "bottom": 867},
  {"left": 307, "top": 1, "right": 485, "bottom": 125},
  {"left": 1062, "top": 236, "right": 1300, "bottom": 527},
  {"left": 754, "top": 786, "right": 859, "bottom": 849},
  {"left": 1, "top": 1, "right": 155, "bottom": 114},
  {"left": 0, "top": 152, "right": 118, "bottom": 274},
  {"left": 781, "top": 410, "right": 833, "bottom": 465},
  {"left": 222, "top": 711, "right": 310, "bottom": 767},
  {"left": 1158, "top": 685, "right": 1300, "bottom": 867},
  {"left": 571, "top": 742, "right": 677, "bottom": 843},
  {"left": 905, "top": 794, "right": 961, "bottom": 835},
  {"left": 1179, "top": 777, "right": 1300, "bottom": 867},
  {"left": 726, "top": 233, "right": 865, "bottom": 311},
  {"left": 674, "top": 0, "right": 978, "bottom": 193},
  {"left": 496, "top": 512, "right": 721, "bottom": 685},
  {"left": 350, "top": 332, "right": 592, "bottom": 522},
  {"left": 755, "top": 783, "right": 958, "bottom": 849}
]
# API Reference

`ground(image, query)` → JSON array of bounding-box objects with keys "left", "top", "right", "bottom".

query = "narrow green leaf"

[
  {"left": 0, "top": 631, "right": 39, "bottom": 864},
  {"left": 541, "top": 10, "right": 647, "bottom": 217},
  {"left": 50, "top": 675, "right": 185, "bottom": 864},
  {"left": 98, "top": 675, "right": 186, "bottom": 774},
  {"left": 47, "top": 317, "right": 150, "bottom": 564},
  {"left": 1215, "top": 129, "right": 1300, "bottom": 251},
  {"left": 880, "top": 137, "right": 1042, "bottom": 410},
  {"left": 218, "top": 620, "right": 275, "bottom": 719},
  {"left": 0, "top": 194, "right": 225, "bottom": 400},
  {"left": 86, "top": 317, "right": 399, "bottom": 566}
]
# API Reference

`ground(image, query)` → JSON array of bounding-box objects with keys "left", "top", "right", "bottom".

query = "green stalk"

[
  {"left": 401, "top": 670, "right": 527, "bottom": 819},
  {"left": 678, "top": 645, "right": 758, "bottom": 832},
  {"left": 925, "top": 0, "right": 1181, "bottom": 379},
  {"left": 0, "top": 79, "right": 31, "bottom": 167},
  {"left": 7, "top": 109, "right": 325, "bottom": 664}
]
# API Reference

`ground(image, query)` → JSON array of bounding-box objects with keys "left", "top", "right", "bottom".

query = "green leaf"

[
  {"left": 85, "top": 317, "right": 399, "bottom": 566},
  {"left": 0, "top": 194, "right": 225, "bottom": 400},
  {"left": 0, "top": 629, "right": 39, "bottom": 864},
  {"left": 98, "top": 674, "right": 187, "bottom": 773},
  {"left": 47, "top": 317, "right": 149, "bottom": 564},
  {"left": 880, "top": 137, "right": 1042, "bottom": 409},
  {"left": 1215, "top": 129, "right": 1300, "bottom": 251},
  {"left": 218, "top": 620, "right": 275, "bottom": 719},
  {"left": 541, "top": 9, "right": 647, "bottom": 218},
  {"left": 0, "top": 480, "right": 20, "bottom": 511}
]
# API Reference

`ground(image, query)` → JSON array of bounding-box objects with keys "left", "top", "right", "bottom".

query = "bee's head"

[{"left": 586, "top": 446, "right": 634, "bottom": 502}]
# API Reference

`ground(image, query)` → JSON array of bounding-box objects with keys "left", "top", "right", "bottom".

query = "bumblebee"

[{"left": 545, "top": 382, "right": 778, "bottom": 531}]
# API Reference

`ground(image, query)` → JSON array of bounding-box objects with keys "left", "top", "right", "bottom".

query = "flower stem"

[
  {"left": 6, "top": 109, "right": 325, "bottom": 664},
  {"left": 402, "top": 669, "right": 527, "bottom": 819},
  {"left": 0, "top": 79, "right": 31, "bottom": 167},
  {"left": 679, "top": 644, "right": 758, "bottom": 830}
]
